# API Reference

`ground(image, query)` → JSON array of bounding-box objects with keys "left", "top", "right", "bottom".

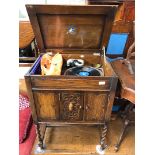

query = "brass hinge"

[{"left": 102, "top": 46, "right": 106, "bottom": 56}]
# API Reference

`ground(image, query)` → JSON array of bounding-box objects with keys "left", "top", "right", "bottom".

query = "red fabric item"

[
  {"left": 19, "top": 124, "right": 36, "bottom": 155},
  {"left": 19, "top": 107, "right": 32, "bottom": 143},
  {"left": 19, "top": 94, "right": 30, "bottom": 110}
]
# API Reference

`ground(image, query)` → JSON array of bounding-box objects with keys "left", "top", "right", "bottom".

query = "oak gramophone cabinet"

[{"left": 25, "top": 4, "right": 118, "bottom": 152}]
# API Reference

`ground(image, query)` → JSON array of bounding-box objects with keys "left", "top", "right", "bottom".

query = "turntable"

[{"left": 25, "top": 4, "right": 118, "bottom": 153}]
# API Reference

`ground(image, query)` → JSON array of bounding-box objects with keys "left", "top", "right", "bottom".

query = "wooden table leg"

[
  {"left": 114, "top": 103, "right": 135, "bottom": 152},
  {"left": 114, "top": 119, "right": 129, "bottom": 152}
]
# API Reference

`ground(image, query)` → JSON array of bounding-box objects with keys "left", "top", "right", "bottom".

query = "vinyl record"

[{"left": 64, "top": 66, "right": 103, "bottom": 76}]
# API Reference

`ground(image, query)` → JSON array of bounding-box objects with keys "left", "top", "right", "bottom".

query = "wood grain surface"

[
  {"left": 19, "top": 21, "right": 34, "bottom": 49},
  {"left": 111, "top": 59, "right": 135, "bottom": 103},
  {"left": 26, "top": 5, "right": 117, "bottom": 51}
]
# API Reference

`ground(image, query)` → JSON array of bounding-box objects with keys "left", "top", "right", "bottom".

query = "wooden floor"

[{"left": 31, "top": 118, "right": 134, "bottom": 155}]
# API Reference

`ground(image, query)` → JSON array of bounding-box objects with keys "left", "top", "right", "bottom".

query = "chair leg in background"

[{"left": 114, "top": 119, "right": 129, "bottom": 152}]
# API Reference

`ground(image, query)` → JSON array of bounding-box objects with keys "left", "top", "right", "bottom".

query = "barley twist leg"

[
  {"left": 100, "top": 124, "right": 108, "bottom": 150},
  {"left": 36, "top": 123, "right": 43, "bottom": 149}
]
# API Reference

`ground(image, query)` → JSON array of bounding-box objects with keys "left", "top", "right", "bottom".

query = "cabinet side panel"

[
  {"left": 105, "top": 77, "right": 118, "bottom": 121},
  {"left": 24, "top": 76, "right": 38, "bottom": 123},
  {"left": 85, "top": 92, "right": 108, "bottom": 121},
  {"left": 33, "top": 92, "right": 57, "bottom": 120}
]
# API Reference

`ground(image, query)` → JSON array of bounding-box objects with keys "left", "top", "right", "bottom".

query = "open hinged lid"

[{"left": 26, "top": 4, "right": 118, "bottom": 53}]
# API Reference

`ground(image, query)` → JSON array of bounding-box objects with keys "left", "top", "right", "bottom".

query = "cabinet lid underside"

[{"left": 26, "top": 5, "right": 118, "bottom": 53}]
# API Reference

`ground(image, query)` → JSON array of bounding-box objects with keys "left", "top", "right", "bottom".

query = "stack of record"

[{"left": 64, "top": 66, "right": 103, "bottom": 76}]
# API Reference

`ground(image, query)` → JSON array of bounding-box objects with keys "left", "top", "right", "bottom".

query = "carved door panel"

[
  {"left": 60, "top": 92, "right": 84, "bottom": 121},
  {"left": 33, "top": 91, "right": 59, "bottom": 120},
  {"left": 84, "top": 92, "right": 108, "bottom": 121}
]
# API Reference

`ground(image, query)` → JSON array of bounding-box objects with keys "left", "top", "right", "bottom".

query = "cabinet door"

[
  {"left": 33, "top": 91, "right": 59, "bottom": 120},
  {"left": 85, "top": 92, "right": 108, "bottom": 121},
  {"left": 60, "top": 92, "right": 83, "bottom": 121}
]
